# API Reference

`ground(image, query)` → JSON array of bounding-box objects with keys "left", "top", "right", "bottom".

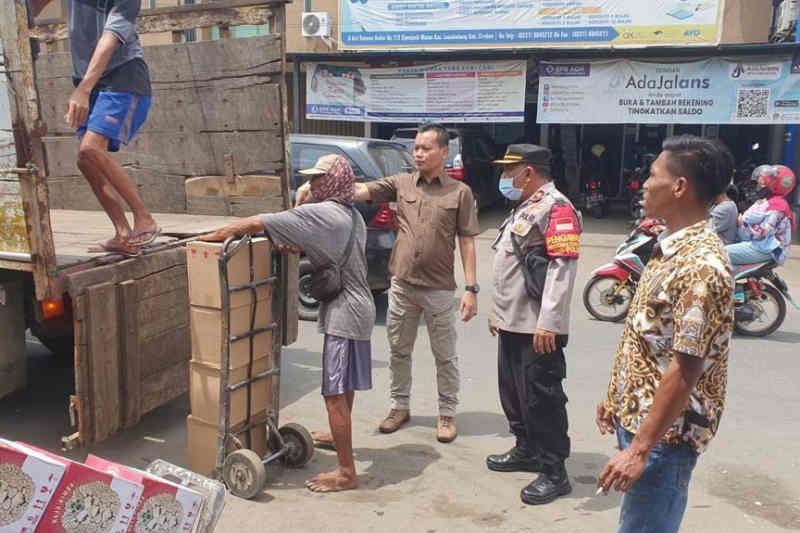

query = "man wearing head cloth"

[
  {"left": 487, "top": 144, "right": 581, "bottom": 505},
  {"left": 199, "top": 154, "right": 376, "bottom": 493}
]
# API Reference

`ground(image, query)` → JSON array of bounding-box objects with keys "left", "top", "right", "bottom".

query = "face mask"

[{"left": 499, "top": 170, "right": 525, "bottom": 201}]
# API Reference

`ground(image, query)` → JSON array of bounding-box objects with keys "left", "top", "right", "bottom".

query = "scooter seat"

[{"left": 733, "top": 260, "right": 776, "bottom": 278}]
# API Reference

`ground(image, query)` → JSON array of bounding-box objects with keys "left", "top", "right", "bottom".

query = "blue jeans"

[
  {"left": 616, "top": 427, "right": 698, "bottom": 533},
  {"left": 726, "top": 241, "right": 773, "bottom": 265}
]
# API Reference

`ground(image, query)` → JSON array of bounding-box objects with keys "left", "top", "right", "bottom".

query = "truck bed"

[{"left": 0, "top": 209, "right": 242, "bottom": 271}]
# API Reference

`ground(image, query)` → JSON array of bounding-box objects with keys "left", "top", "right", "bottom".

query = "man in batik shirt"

[{"left": 596, "top": 135, "right": 735, "bottom": 533}]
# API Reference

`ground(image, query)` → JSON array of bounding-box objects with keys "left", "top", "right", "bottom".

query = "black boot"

[
  {"left": 520, "top": 463, "right": 571, "bottom": 505},
  {"left": 486, "top": 447, "right": 542, "bottom": 473}
]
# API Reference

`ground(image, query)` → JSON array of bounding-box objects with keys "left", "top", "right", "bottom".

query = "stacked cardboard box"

[
  {"left": 185, "top": 239, "right": 274, "bottom": 476},
  {"left": 85, "top": 455, "right": 204, "bottom": 533},
  {"left": 0, "top": 441, "right": 65, "bottom": 533},
  {"left": 9, "top": 443, "right": 143, "bottom": 533}
]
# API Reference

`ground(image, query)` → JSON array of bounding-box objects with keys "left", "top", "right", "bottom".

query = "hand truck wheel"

[
  {"left": 222, "top": 449, "right": 267, "bottom": 499},
  {"left": 278, "top": 423, "right": 315, "bottom": 468}
]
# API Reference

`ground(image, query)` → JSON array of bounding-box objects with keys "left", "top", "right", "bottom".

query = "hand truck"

[{"left": 214, "top": 234, "right": 314, "bottom": 499}]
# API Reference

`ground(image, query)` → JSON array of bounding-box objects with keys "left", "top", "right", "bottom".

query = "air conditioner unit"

[{"left": 302, "top": 12, "right": 331, "bottom": 38}]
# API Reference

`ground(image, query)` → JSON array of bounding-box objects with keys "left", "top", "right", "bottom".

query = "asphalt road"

[{"left": 4, "top": 210, "right": 799, "bottom": 532}]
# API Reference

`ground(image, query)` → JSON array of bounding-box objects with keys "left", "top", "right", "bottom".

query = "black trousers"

[{"left": 497, "top": 330, "right": 570, "bottom": 468}]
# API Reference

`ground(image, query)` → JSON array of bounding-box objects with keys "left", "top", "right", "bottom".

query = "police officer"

[{"left": 487, "top": 144, "right": 581, "bottom": 505}]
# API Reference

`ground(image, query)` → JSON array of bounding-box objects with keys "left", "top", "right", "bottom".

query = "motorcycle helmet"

[{"left": 752, "top": 164, "right": 797, "bottom": 197}]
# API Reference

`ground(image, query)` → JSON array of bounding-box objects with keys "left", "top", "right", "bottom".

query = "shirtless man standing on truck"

[{"left": 30, "top": 0, "right": 159, "bottom": 256}]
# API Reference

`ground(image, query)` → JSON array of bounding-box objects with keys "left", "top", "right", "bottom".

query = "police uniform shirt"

[{"left": 491, "top": 182, "right": 581, "bottom": 335}]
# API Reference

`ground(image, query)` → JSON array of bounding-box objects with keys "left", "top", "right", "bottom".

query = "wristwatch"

[{"left": 465, "top": 284, "right": 480, "bottom": 294}]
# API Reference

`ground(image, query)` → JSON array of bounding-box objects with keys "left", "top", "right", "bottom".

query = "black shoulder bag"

[{"left": 309, "top": 206, "right": 358, "bottom": 302}]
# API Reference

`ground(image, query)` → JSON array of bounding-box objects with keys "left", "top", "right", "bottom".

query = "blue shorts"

[{"left": 77, "top": 91, "right": 151, "bottom": 152}]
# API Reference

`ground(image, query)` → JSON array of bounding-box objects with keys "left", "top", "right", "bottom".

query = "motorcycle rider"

[
  {"left": 726, "top": 165, "right": 796, "bottom": 267},
  {"left": 710, "top": 185, "right": 739, "bottom": 245}
]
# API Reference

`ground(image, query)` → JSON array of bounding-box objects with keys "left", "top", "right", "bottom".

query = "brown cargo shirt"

[{"left": 366, "top": 171, "right": 480, "bottom": 290}]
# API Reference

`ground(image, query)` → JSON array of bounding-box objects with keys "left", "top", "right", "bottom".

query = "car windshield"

[{"left": 368, "top": 143, "right": 415, "bottom": 176}]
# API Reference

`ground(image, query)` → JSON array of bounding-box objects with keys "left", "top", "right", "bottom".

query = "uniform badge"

[
  {"left": 545, "top": 201, "right": 581, "bottom": 258},
  {"left": 511, "top": 218, "right": 532, "bottom": 236}
]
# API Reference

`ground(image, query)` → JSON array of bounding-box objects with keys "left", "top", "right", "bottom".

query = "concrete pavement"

[
  {"left": 217, "top": 212, "right": 800, "bottom": 532},
  {"left": 4, "top": 211, "right": 799, "bottom": 532}
]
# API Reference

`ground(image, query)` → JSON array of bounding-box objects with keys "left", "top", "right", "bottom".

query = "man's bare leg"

[
  {"left": 78, "top": 132, "right": 157, "bottom": 242},
  {"left": 311, "top": 391, "right": 354, "bottom": 448},
  {"left": 306, "top": 392, "right": 358, "bottom": 492}
]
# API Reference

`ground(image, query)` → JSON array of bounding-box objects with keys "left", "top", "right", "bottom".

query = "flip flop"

[
  {"left": 87, "top": 239, "right": 141, "bottom": 257},
  {"left": 311, "top": 432, "right": 337, "bottom": 451},
  {"left": 130, "top": 226, "right": 162, "bottom": 247}
]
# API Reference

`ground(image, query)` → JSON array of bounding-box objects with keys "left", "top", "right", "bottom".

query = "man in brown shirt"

[{"left": 329, "top": 124, "right": 479, "bottom": 442}]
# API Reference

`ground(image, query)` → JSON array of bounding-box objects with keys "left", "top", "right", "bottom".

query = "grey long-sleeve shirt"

[{"left": 491, "top": 182, "right": 580, "bottom": 335}]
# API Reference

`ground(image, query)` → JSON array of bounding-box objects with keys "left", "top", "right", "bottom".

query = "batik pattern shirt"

[{"left": 604, "top": 220, "right": 734, "bottom": 453}]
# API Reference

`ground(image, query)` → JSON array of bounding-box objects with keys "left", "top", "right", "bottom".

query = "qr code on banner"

[{"left": 735, "top": 88, "right": 770, "bottom": 120}]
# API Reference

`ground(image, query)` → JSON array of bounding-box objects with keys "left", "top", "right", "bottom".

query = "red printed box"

[
  {"left": 85, "top": 455, "right": 204, "bottom": 533},
  {"left": 8, "top": 443, "right": 143, "bottom": 533},
  {"left": 0, "top": 442, "right": 65, "bottom": 533}
]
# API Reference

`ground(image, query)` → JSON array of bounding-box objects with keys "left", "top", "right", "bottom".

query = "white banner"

[
  {"left": 306, "top": 61, "right": 527, "bottom": 123},
  {"left": 538, "top": 57, "right": 800, "bottom": 125},
  {"left": 340, "top": 0, "right": 722, "bottom": 49}
]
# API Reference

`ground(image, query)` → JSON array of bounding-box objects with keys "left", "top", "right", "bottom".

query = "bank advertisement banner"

[
  {"left": 340, "top": 0, "right": 721, "bottom": 50},
  {"left": 306, "top": 61, "right": 527, "bottom": 123},
  {"left": 537, "top": 57, "right": 800, "bottom": 125}
]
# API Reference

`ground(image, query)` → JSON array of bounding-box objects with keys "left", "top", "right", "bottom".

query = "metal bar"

[
  {"left": 226, "top": 369, "right": 280, "bottom": 393},
  {"left": 213, "top": 235, "right": 237, "bottom": 477},
  {"left": 782, "top": 2, "right": 800, "bottom": 179},
  {"left": 261, "top": 449, "right": 286, "bottom": 465},
  {"left": 228, "top": 276, "right": 277, "bottom": 292},
  {"left": 229, "top": 323, "right": 278, "bottom": 343}
]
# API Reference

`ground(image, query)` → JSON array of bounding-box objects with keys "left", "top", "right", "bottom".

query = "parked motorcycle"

[
  {"left": 582, "top": 219, "right": 661, "bottom": 322},
  {"left": 582, "top": 144, "right": 610, "bottom": 218},
  {"left": 623, "top": 152, "right": 655, "bottom": 220},
  {"left": 732, "top": 262, "right": 798, "bottom": 337}
]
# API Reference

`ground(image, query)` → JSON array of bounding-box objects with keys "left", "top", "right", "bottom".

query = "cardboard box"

[
  {"left": 186, "top": 413, "right": 269, "bottom": 477},
  {"left": 84, "top": 455, "right": 204, "bottom": 533},
  {"left": 189, "top": 357, "right": 273, "bottom": 427},
  {"left": 189, "top": 290, "right": 273, "bottom": 369},
  {"left": 9, "top": 443, "right": 142, "bottom": 533},
  {"left": 0, "top": 442, "right": 66, "bottom": 533},
  {"left": 186, "top": 238, "right": 272, "bottom": 309}
]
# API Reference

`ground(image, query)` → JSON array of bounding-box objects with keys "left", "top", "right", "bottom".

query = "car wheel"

[{"left": 298, "top": 259, "right": 320, "bottom": 321}]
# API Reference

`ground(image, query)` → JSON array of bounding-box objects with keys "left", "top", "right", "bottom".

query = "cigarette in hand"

[{"left": 595, "top": 487, "right": 605, "bottom": 496}]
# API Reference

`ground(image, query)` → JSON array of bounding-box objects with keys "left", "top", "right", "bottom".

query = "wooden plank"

[
  {"left": 136, "top": 264, "right": 188, "bottom": 300},
  {"left": 119, "top": 280, "right": 141, "bottom": 429},
  {"left": 140, "top": 360, "right": 189, "bottom": 415},
  {"left": 38, "top": 77, "right": 283, "bottom": 137},
  {"left": 0, "top": 258, "right": 32, "bottom": 272},
  {"left": 138, "top": 298, "right": 188, "bottom": 341},
  {"left": 86, "top": 282, "right": 122, "bottom": 442},
  {"left": 139, "top": 327, "right": 189, "bottom": 379},
  {"left": 42, "top": 131, "right": 284, "bottom": 178},
  {"left": 136, "top": 287, "right": 188, "bottom": 334},
  {"left": 72, "top": 294, "right": 93, "bottom": 444},
  {"left": 65, "top": 247, "right": 185, "bottom": 297},
  {"left": 29, "top": 1, "right": 282, "bottom": 41}
]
